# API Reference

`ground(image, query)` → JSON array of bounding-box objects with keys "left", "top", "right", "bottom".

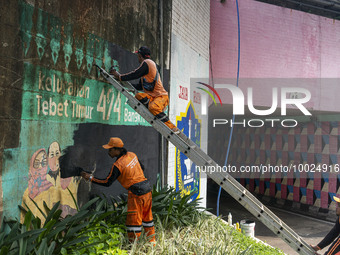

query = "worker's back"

[{"left": 115, "top": 151, "right": 146, "bottom": 189}]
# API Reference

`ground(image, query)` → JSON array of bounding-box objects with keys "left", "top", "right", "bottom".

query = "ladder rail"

[{"left": 95, "top": 66, "right": 315, "bottom": 255}]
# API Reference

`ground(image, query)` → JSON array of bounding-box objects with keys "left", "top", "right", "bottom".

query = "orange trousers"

[
  {"left": 135, "top": 93, "right": 176, "bottom": 129},
  {"left": 126, "top": 191, "right": 155, "bottom": 242}
]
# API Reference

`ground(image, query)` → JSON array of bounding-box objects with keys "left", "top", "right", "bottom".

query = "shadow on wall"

[{"left": 59, "top": 123, "right": 161, "bottom": 206}]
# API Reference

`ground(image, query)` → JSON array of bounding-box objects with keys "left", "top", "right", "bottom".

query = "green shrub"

[
  {"left": 0, "top": 193, "right": 128, "bottom": 255},
  {"left": 1, "top": 184, "right": 283, "bottom": 255},
  {"left": 63, "top": 221, "right": 127, "bottom": 255},
  {"left": 64, "top": 194, "right": 129, "bottom": 255},
  {"left": 151, "top": 185, "right": 205, "bottom": 229},
  {"left": 1, "top": 199, "right": 96, "bottom": 255}
]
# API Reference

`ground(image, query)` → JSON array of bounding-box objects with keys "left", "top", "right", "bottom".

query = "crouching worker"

[
  {"left": 110, "top": 46, "right": 179, "bottom": 134},
  {"left": 80, "top": 137, "right": 155, "bottom": 243}
]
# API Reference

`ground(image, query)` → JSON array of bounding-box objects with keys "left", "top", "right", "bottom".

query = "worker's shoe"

[{"left": 171, "top": 127, "right": 180, "bottom": 134}]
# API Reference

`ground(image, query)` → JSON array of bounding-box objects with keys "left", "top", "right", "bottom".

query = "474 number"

[{"left": 97, "top": 88, "right": 121, "bottom": 121}]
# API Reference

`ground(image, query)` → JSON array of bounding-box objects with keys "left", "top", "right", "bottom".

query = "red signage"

[
  {"left": 193, "top": 91, "right": 201, "bottom": 104},
  {"left": 178, "top": 85, "right": 188, "bottom": 100}
]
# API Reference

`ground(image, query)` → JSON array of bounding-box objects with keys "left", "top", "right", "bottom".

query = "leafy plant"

[
  {"left": 63, "top": 194, "right": 129, "bottom": 254},
  {"left": 0, "top": 196, "right": 118, "bottom": 254},
  {"left": 0, "top": 213, "right": 45, "bottom": 255},
  {"left": 1, "top": 183, "right": 282, "bottom": 255},
  {"left": 65, "top": 221, "right": 127, "bottom": 255},
  {"left": 98, "top": 194, "right": 128, "bottom": 226},
  {"left": 151, "top": 184, "right": 205, "bottom": 229}
]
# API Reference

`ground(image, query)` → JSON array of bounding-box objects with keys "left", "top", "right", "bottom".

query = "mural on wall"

[
  {"left": 24, "top": 149, "right": 52, "bottom": 200},
  {"left": 1, "top": 1, "right": 153, "bottom": 221},
  {"left": 21, "top": 142, "right": 80, "bottom": 222},
  {"left": 175, "top": 102, "right": 201, "bottom": 201},
  {"left": 21, "top": 62, "right": 148, "bottom": 125},
  {"left": 18, "top": 1, "right": 148, "bottom": 126}
]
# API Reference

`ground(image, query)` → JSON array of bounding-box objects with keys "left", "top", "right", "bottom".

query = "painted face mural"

[
  {"left": 28, "top": 149, "right": 53, "bottom": 199},
  {"left": 47, "top": 141, "right": 72, "bottom": 189},
  {"left": 48, "top": 141, "right": 61, "bottom": 172},
  {"left": 60, "top": 175, "right": 72, "bottom": 190}
]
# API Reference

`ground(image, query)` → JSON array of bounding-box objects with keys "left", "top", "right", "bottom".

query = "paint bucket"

[{"left": 240, "top": 220, "right": 255, "bottom": 237}]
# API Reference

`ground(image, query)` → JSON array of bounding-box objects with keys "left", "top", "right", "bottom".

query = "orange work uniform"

[
  {"left": 119, "top": 59, "right": 176, "bottom": 130},
  {"left": 91, "top": 151, "right": 155, "bottom": 242}
]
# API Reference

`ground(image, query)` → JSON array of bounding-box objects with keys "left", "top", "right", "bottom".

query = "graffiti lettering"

[
  {"left": 178, "top": 86, "right": 188, "bottom": 100},
  {"left": 124, "top": 108, "right": 145, "bottom": 123},
  {"left": 193, "top": 91, "right": 201, "bottom": 104},
  {"left": 23, "top": 63, "right": 149, "bottom": 126},
  {"left": 71, "top": 101, "right": 93, "bottom": 119},
  {"left": 39, "top": 71, "right": 90, "bottom": 98},
  {"left": 36, "top": 96, "right": 69, "bottom": 117}
]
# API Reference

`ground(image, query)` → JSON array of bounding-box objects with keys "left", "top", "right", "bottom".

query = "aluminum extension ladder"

[{"left": 95, "top": 65, "right": 315, "bottom": 255}]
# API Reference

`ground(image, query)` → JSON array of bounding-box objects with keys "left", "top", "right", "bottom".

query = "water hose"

[{"left": 217, "top": 0, "right": 241, "bottom": 216}]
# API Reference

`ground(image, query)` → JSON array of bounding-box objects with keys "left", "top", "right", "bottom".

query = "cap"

[
  {"left": 135, "top": 46, "right": 151, "bottom": 58},
  {"left": 102, "top": 137, "right": 124, "bottom": 149}
]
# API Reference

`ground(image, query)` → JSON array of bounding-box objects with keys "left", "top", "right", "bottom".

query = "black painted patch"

[{"left": 60, "top": 123, "right": 160, "bottom": 202}]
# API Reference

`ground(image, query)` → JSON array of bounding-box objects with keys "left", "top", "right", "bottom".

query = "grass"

[{"left": 120, "top": 213, "right": 284, "bottom": 255}]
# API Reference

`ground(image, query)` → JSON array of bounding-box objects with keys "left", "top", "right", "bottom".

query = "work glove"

[
  {"left": 109, "top": 66, "right": 116, "bottom": 74},
  {"left": 80, "top": 171, "right": 93, "bottom": 182},
  {"left": 109, "top": 66, "right": 120, "bottom": 79}
]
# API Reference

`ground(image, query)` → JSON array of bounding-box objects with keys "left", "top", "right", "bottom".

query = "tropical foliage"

[{"left": 0, "top": 185, "right": 283, "bottom": 254}]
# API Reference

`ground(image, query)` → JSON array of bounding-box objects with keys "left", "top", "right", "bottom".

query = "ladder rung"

[{"left": 189, "top": 145, "right": 197, "bottom": 150}]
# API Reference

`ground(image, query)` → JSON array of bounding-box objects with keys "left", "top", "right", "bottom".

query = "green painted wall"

[{"left": 0, "top": 0, "right": 172, "bottom": 221}]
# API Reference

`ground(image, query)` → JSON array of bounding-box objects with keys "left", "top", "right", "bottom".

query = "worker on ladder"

[
  {"left": 80, "top": 137, "right": 156, "bottom": 243},
  {"left": 110, "top": 46, "right": 180, "bottom": 134}
]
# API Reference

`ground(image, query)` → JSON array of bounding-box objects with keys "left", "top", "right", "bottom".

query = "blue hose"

[{"left": 217, "top": 0, "right": 241, "bottom": 217}]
